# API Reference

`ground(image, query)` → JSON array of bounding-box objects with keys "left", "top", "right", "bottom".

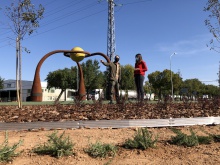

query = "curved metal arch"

[
  {"left": 31, "top": 50, "right": 110, "bottom": 102},
  {"left": 64, "top": 51, "right": 111, "bottom": 62},
  {"left": 85, "top": 52, "right": 111, "bottom": 63},
  {"left": 31, "top": 50, "right": 90, "bottom": 101}
]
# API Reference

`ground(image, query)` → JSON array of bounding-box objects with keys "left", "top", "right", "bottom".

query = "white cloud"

[{"left": 155, "top": 33, "right": 215, "bottom": 57}]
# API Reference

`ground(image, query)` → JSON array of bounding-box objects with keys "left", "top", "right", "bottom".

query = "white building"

[
  {"left": 119, "top": 90, "right": 155, "bottom": 100},
  {"left": 0, "top": 80, "right": 77, "bottom": 102}
]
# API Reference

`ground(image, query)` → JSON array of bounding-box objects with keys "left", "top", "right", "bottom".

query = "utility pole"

[
  {"left": 107, "top": 0, "right": 116, "bottom": 62},
  {"left": 103, "top": 0, "right": 116, "bottom": 100}
]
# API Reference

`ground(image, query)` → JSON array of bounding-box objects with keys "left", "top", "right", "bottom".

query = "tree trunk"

[
  {"left": 16, "top": 37, "right": 21, "bottom": 108},
  {"left": 54, "top": 89, "right": 65, "bottom": 104},
  {"left": 18, "top": 37, "right": 22, "bottom": 108}
]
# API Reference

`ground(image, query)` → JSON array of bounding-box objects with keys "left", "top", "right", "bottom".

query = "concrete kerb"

[{"left": 0, "top": 117, "right": 219, "bottom": 131}]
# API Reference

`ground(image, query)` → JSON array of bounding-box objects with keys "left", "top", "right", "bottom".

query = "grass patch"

[
  {"left": 33, "top": 131, "right": 74, "bottom": 158},
  {"left": 201, "top": 128, "right": 220, "bottom": 143},
  {"left": 122, "top": 127, "right": 158, "bottom": 150},
  {"left": 84, "top": 141, "right": 118, "bottom": 158},
  {"left": 0, "top": 131, "right": 23, "bottom": 162},
  {"left": 169, "top": 128, "right": 212, "bottom": 147},
  {"left": 211, "top": 134, "right": 220, "bottom": 142}
]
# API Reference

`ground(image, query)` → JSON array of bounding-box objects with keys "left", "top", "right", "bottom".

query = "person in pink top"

[{"left": 134, "top": 53, "right": 148, "bottom": 101}]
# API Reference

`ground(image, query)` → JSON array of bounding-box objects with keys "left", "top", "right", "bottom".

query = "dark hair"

[
  {"left": 135, "top": 53, "right": 142, "bottom": 63},
  {"left": 115, "top": 55, "right": 120, "bottom": 59}
]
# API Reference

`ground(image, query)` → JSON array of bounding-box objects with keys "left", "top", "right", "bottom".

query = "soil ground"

[{"left": 0, "top": 125, "right": 220, "bottom": 165}]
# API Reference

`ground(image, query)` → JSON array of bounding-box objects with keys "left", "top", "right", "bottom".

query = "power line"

[
  {"left": 43, "top": 0, "right": 86, "bottom": 17},
  {"left": 0, "top": 1, "right": 96, "bottom": 37},
  {"left": 40, "top": 2, "right": 99, "bottom": 27},
  {"left": 0, "top": 1, "right": 106, "bottom": 49},
  {"left": 118, "top": 0, "right": 151, "bottom": 6},
  {"left": 43, "top": 0, "right": 60, "bottom": 7},
  {"left": 23, "top": 8, "right": 107, "bottom": 41},
  {"left": 0, "top": 0, "right": 151, "bottom": 49}
]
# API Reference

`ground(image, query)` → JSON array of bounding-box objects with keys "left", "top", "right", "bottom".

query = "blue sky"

[{"left": 0, "top": 0, "right": 219, "bottom": 86}]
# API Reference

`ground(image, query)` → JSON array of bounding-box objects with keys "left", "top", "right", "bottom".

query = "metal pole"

[
  {"left": 77, "top": 67, "right": 79, "bottom": 91},
  {"left": 170, "top": 53, "right": 176, "bottom": 101},
  {"left": 107, "top": 0, "right": 116, "bottom": 62},
  {"left": 218, "top": 61, "right": 220, "bottom": 96}
]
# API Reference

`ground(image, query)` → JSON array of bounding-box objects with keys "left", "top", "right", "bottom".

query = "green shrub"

[
  {"left": 201, "top": 128, "right": 220, "bottom": 143},
  {"left": 33, "top": 131, "right": 74, "bottom": 158},
  {"left": 84, "top": 141, "right": 118, "bottom": 158},
  {"left": 122, "top": 127, "right": 158, "bottom": 150},
  {"left": 197, "top": 135, "right": 212, "bottom": 144},
  {"left": 211, "top": 134, "right": 220, "bottom": 142},
  {"left": 169, "top": 128, "right": 212, "bottom": 147},
  {"left": 0, "top": 131, "right": 23, "bottom": 162}
]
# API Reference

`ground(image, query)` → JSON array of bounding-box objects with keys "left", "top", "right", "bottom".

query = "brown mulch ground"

[{"left": 0, "top": 101, "right": 219, "bottom": 122}]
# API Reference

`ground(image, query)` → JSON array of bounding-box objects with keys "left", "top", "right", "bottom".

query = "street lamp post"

[{"left": 170, "top": 52, "right": 177, "bottom": 101}]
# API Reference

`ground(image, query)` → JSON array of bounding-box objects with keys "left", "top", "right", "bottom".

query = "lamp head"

[{"left": 70, "top": 47, "right": 85, "bottom": 62}]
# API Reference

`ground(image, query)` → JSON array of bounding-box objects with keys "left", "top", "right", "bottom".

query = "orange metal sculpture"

[{"left": 30, "top": 49, "right": 110, "bottom": 102}]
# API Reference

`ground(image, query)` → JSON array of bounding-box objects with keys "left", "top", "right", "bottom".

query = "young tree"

[
  {"left": 0, "top": 76, "right": 4, "bottom": 102},
  {"left": 172, "top": 72, "right": 183, "bottom": 95},
  {"left": 0, "top": 76, "right": 4, "bottom": 89},
  {"left": 181, "top": 78, "right": 204, "bottom": 98},
  {"left": 81, "top": 59, "right": 104, "bottom": 94},
  {"left": 143, "top": 81, "right": 153, "bottom": 94},
  {"left": 45, "top": 67, "right": 77, "bottom": 103},
  {"left": 201, "top": 84, "right": 220, "bottom": 97},
  {"left": 5, "top": 0, "right": 44, "bottom": 108},
  {"left": 148, "top": 69, "right": 182, "bottom": 99},
  {"left": 120, "top": 64, "right": 135, "bottom": 90},
  {"left": 204, "top": 0, "right": 220, "bottom": 52},
  {"left": 147, "top": 71, "right": 161, "bottom": 98}
]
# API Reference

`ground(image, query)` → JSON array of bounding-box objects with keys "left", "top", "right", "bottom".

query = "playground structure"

[{"left": 30, "top": 47, "right": 110, "bottom": 102}]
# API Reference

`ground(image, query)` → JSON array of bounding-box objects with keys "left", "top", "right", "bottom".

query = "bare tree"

[
  {"left": 204, "top": 0, "right": 220, "bottom": 52},
  {"left": 5, "top": 0, "right": 44, "bottom": 108}
]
